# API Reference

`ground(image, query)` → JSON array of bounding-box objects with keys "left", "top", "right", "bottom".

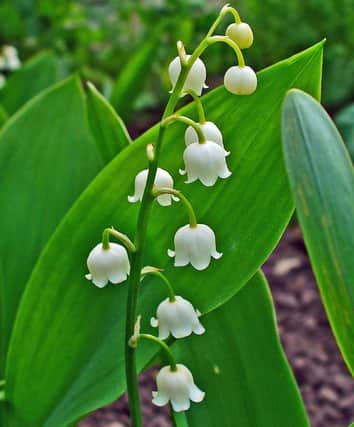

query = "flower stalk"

[
  {"left": 141, "top": 267, "right": 176, "bottom": 302},
  {"left": 123, "top": 5, "right": 254, "bottom": 425},
  {"left": 152, "top": 188, "right": 197, "bottom": 228},
  {"left": 102, "top": 227, "right": 136, "bottom": 252}
]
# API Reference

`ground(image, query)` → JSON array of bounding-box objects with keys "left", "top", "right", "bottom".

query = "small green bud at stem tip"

[{"left": 146, "top": 144, "right": 155, "bottom": 162}]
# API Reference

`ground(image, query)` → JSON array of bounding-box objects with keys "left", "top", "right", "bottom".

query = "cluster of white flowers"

[
  {"left": 0, "top": 45, "right": 21, "bottom": 89},
  {"left": 85, "top": 6, "right": 256, "bottom": 415}
]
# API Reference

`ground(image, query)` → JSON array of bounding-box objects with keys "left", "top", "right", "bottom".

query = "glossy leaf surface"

[
  {"left": 172, "top": 272, "right": 309, "bottom": 427},
  {"left": 86, "top": 82, "right": 131, "bottom": 164},
  {"left": 5, "top": 43, "right": 323, "bottom": 426},
  {"left": 282, "top": 89, "right": 354, "bottom": 374},
  {"left": 0, "top": 51, "right": 59, "bottom": 115}
]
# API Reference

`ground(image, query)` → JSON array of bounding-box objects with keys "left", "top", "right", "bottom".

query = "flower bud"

[
  {"left": 85, "top": 243, "right": 130, "bottom": 288},
  {"left": 168, "top": 224, "right": 222, "bottom": 271},
  {"left": 168, "top": 55, "right": 207, "bottom": 96},
  {"left": 128, "top": 168, "right": 178, "bottom": 206},
  {"left": 180, "top": 141, "right": 231, "bottom": 187},
  {"left": 152, "top": 364, "right": 205, "bottom": 412},
  {"left": 151, "top": 296, "right": 205, "bottom": 339},
  {"left": 226, "top": 22, "right": 254, "bottom": 49},
  {"left": 224, "top": 65, "right": 257, "bottom": 95},
  {"left": 184, "top": 121, "right": 225, "bottom": 149}
]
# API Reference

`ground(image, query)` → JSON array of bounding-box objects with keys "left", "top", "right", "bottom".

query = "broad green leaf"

[
  {"left": 0, "top": 51, "right": 59, "bottom": 115},
  {"left": 282, "top": 89, "right": 354, "bottom": 374},
  {"left": 86, "top": 82, "right": 131, "bottom": 163},
  {"left": 172, "top": 272, "right": 309, "bottom": 427},
  {"left": 109, "top": 27, "right": 162, "bottom": 121},
  {"left": 0, "top": 77, "right": 104, "bottom": 380},
  {"left": 335, "top": 103, "right": 354, "bottom": 160},
  {"left": 0, "top": 105, "right": 8, "bottom": 129},
  {"left": 5, "top": 43, "right": 323, "bottom": 426}
]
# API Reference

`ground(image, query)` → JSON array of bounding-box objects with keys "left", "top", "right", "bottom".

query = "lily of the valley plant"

[{"left": 85, "top": 4, "right": 257, "bottom": 425}]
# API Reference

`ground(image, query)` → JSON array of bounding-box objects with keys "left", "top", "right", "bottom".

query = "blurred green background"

[{"left": 0, "top": 0, "right": 353, "bottom": 141}]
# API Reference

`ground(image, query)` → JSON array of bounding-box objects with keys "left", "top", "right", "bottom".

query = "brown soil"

[{"left": 80, "top": 226, "right": 354, "bottom": 427}]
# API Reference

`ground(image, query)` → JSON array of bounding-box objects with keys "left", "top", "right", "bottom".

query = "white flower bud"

[
  {"left": 152, "top": 364, "right": 205, "bottom": 412},
  {"left": 168, "top": 224, "right": 222, "bottom": 271},
  {"left": 226, "top": 22, "right": 254, "bottom": 49},
  {"left": 3, "top": 45, "right": 18, "bottom": 58},
  {"left": 151, "top": 296, "right": 205, "bottom": 339},
  {"left": 85, "top": 243, "right": 130, "bottom": 288},
  {"left": 6, "top": 55, "right": 21, "bottom": 71},
  {"left": 224, "top": 65, "right": 257, "bottom": 95},
  {"left": 128, "top": 167, "right": 178, "bottom": 207},
  {"left": 184, "top": 121, "right": 225, "bottom": 149},
  {"left": 180, "top": 141, "right": 231, "bottom": 187},
  {"left": 168, "top": 55, "right": 207, "bottom": 96}
]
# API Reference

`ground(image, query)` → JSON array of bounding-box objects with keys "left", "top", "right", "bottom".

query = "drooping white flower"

[
  {"left": 168, "top": 224, "right": 222, "bottom": 270},
  {"left": 2, "top": 45, "right": 21, "bottom": 71},
  {"left": 224, "top": 65, "right": 257, "bottom": 95},
  {"left": 151, "top": 296, "right": 205, "bottom": 339},
  {"left": 226, "top": 22, "right": 254, "bottom": 49},
  {"left": 152, "top": 364, "right": 205, "bottom": 412},
  {"left": 180, "top": 140, "right": 231, "bottom": 187},
  {"left": 128, "top": 167, "right": 178, "bottom": 206},
  {"left": 168, "top": 55, "right": 207, "bottom": 96},
  {"left": 184, "top": 121, "right": 226, "bottom": 150},
  {"left": 85, "top": 243, "right": 130, "bottom": 288}
]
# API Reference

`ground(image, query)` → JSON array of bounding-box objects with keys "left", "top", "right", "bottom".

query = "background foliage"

[{"left": 0, "top": 0, "right": 353, "bottom": 114}]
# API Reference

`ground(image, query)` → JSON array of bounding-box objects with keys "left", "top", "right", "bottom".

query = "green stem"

[
  {"left": 206, "top": 5, "right": 241, "bottom": 38},
  {"left": 124, "top": 7, "right": 232, "bottom": 426},
  {"left": 0, "top": 390, "right": 4, "bottom": 401},
  {"left": 137, "top": 334, "right": 177, "bottom": 371},
  {"left": 141, "top": 269, "right": 176, "bottom": 301},
  {"left": 102, "top": 228, "right": 136, "bottom": 252},
  {"left": 207, "top": 35, "right": 245, "bottom": 67},
  {"left": 152, "top": 188, "right": 197, "bottom": 228},
  {"left": 162, "top": 114, "right": 206, "bottom": 143},
  {"left": 185, "top": 90, "right": 206, "bottom": 123}
]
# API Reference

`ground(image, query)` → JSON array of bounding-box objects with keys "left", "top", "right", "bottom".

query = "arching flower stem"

[
  {"left": 206, "top": 5, "right": 241, "bottom": 38},
  {"left": 162, "top": 114, "right": 206, "bottom": 143},
  {"left": 185, "top": 89, "right": 206, "bottom": 123},
  {"left": 124, "top": 5, "right": 244, "bottom": 426},
  {"left": 152, "top": 188, "right": 197, "bottom": 228},
  {"left": 141, "top": 267, "right": 176, "bottom": 302},
  {"left": 207, "top": 35, "right": 245, "bottom": 67},
  {"left": 102, "top": 227, "right": 136, "bottom": 253},
  {"left": 131, "top": 334, "right": 178, "bottom": 372}
]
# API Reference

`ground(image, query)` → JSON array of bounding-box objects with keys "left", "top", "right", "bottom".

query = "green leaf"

[
  {"left": 0, "top": 105, "right": 8, "bottom": 129},
  {"left": 86, "top": 82, "right": 131, "bottom": 163},
  {"left": 0, "top": 51, "right": 60, "bottom": 115},
  {"left": 0, "top": 77, "right": 104, "bottom": 379},
  {"left": 172, "top": 272, "right": 309, "bottom": 427},
  {"left": 335, "top": 103, "right": 354, "bottom": 160},
  {"left": 282, "top": 89, "right": 354, "bottom": 374},
  {"left": 109, "top": 27, "right": 161, "bottom": 121},
  {"left": 5, "top": 43, "right": 323, "bottom": 426}
]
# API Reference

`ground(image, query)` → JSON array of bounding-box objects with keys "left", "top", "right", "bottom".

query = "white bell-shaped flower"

[
  {"left": 168, "top": 224, "right": 222, "bottom": 270},
  {"left": 85, "top": 243, "right": 130, "bottom": 288},
  {"left": 128, "top": 167, "right": 178, "bottom": 206},
  {"left": 152, "top": 364, "right": 205, "bottom": 412},
  {"left": 180, "top": 141, "right": 231, "bottom": 187},
  {"left": 168, "top": 55, "right": 207, "bottom": 96},
  {"left": 151, "top": 296, "right": 205, "bottom": 339},
  {"left": 226, "top": 22, "right": 254, "bottom": 49},
  {"left": 224, "top": 65, "right": 257, "bottom": 95},
  {"left": 184, "top": 121, "right": 226, "bottom": 150}
]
